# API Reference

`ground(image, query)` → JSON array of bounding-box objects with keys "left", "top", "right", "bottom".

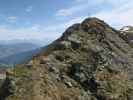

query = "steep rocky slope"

[{"left": 0, "top": 17, "right": 133, "bottom": 100}]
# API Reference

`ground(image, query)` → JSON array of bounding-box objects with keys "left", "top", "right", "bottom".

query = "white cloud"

[
  {"left": 75, "top": 0, "right": 127, "bottom": 5},
  {"left": 26, "top": 6, "right": 33, "bottom": 12},
  {"left": 56, "top": 0, "right": 111, "bottom": 18},
  {"left": 0, "top": 25, "right": 61, "bottom": 41},
  {"left": 0, "top": 16, "right": 87, "bottom": 41},
  {"left": 0, "top": 0, "right": 132, "bottom": 42},
  {"left": 92, "top": 0, "right": 133, "bottom": 28},
  {"left": 56, "top": 0, "right": 130, "bottom": 18},
  {"left": 44, "top": 16, "right": 86, "bottom": 32},
  {"left": 56, "top": 1, "right": 89, "bottom": 17},
  {"left": 75, "top": 0, "right": 85, "bottom": 3},
  {"left": 56, "top": 9, "right": 73, "bottom": 17},
  {"left": 56, "top": 0, "right": 133, "bottom": 28},
  {"left": 0, "top": 25, "right": 42, "bottom": 40},
  {"left": 7, "top": 16, "right": 17, "bottom": 23}
]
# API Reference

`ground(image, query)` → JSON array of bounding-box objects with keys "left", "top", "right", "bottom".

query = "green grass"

[{"left": 8, "top": 65, "right": 29, "bottom": 77}]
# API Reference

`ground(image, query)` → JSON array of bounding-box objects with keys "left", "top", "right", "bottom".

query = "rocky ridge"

[{"left": 0, "top": 17, "right": 133, "bottom": 100}]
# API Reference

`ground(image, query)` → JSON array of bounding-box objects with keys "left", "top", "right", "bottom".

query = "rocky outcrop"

[
  {"left": 120, "top": 26, "right": 133, "bottom": 47},
  {"left": 0, "top": 17, "right": 133, "bottom": 100}
]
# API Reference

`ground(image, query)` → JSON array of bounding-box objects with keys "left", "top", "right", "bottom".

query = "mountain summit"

[{"left": 1, "top": 17, "right": 133, "bottom": 100}]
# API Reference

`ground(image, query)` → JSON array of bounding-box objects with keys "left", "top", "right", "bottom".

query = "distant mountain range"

[
  {"left": 0, "top": 42, "right": 42, "bottom": 64},
  {"left": 0, "top": 48, "right": 41, "bottom": 64},
  {"left": 0, "top": 39, "right": 53, "bottom": 46}
]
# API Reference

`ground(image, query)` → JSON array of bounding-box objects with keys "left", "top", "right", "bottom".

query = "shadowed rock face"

[{"left": 0, "top": 17, "right": 133, "bottom": 100}]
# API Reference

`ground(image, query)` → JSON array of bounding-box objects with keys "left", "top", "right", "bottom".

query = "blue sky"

[{"left": 0, "top": 0, "right": 133, "bottom": 43}]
